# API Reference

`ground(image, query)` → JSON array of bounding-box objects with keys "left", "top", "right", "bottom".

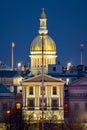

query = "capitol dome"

[
  {"left": 29, "top": 8, "right": 57, "bottom": 75},
  {"left": 30, "top": 35, "right": 56, "bottom": 51}
]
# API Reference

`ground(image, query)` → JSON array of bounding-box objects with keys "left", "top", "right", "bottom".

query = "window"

[
  {"left": 16, "top": 103, "right": 21, "bottom": 109},
  {"left": 64, "top": 103, "right": 69, "bottom": 112},
  {"left": 29, "top": 87, "right": 33, "bottom": 95},
  {"left": 52, "top": 99, "right": 58, "bottom": 110},
  {"left": 28, "top": 99, "right": 34, "bottom": 110},
  {"left": 53, "top": 87, "right": 57, "bottom": 95},
  {"left": 53, "top": 67, "right": 56, "bottom": 71}
]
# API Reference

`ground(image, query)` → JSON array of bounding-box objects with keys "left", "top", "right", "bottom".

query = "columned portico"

[{"left": 22, "top": 74, "right": 65, "bottom": 122}]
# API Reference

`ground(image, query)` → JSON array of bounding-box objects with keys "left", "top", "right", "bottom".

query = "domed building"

[
  {"left": 29, "top": 8, "right": 57, "bottom": 74},
  {"left": 22, "top": 9, "right": 64, "bottom": 125}
]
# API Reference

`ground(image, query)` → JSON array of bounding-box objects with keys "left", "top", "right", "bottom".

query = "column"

[
  {"left": 58, "top": 87, "right": 61, "bottom": 107},
  {"left": 61, "top": 86, "right": 63, "bottom": 107}
]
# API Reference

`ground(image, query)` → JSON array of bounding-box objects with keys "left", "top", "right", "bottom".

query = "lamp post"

[
  {"left": 6, "top": 110, "right": 11, "bottom": 130},
  {"left": 15, "top": 103, "right": 22, "bottom": 130},
  {"left": 17, "top": 62, "right": 22, "bottom": 71}
]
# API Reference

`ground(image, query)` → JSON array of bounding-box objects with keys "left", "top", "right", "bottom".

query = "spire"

[
  {"left": 40, "top": 8, "right": 46, "bottom": 19},
  {"left": 38, "top": 8, "right": 48, "bottom": 35}
]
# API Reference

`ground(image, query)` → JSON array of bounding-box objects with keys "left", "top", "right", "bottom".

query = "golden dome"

[{"left": 30, "top": 35, "right": 56, "bottom": 51}]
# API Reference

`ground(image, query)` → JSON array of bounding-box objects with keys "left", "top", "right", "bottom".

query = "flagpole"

[
  {"left": 80, "top": 44, "right": 84, "bottom": 65},
  {"left": 80, "top": 48, "right": 82, "bottom": 65},
  {"left": 12, "top": 42, "right": 15, "bottom": 70}
]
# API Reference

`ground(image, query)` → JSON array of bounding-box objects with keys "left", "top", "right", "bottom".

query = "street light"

[
  {"left": 15, "top": 103, "right": 22, "bottom": 130},
  {"left": 17, "top": 62, "right": 21, "bottom": 71},
  {"left": 6, "top": 110, "right": 11, "bottom": 130}
]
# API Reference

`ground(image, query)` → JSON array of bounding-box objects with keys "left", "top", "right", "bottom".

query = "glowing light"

[
  {"left": 67, "top": 62, "right": 72, "bottom": 70},
  {"left": 31, "top": 51, "right": 56, "bottom": 55},
  {"left": 67, "top": 62, "right": 72, "bottom": 66},
  {"left": 80, "top": 43, "right": 84, "bottom": 48},
  {"left": 12, "top": 41, "right": 15, "bottom": 48},
  {"left": 66, "top": 78, "right": 70, "bottom": 85},
  {"left": 17, "top": 62, "right": 22, "bottom": 70},
  {"left": 6, "top": 110, "right": 11, "bottom": 114},
  {"left": 17, "top": 62, "right": 21, "bottom": 67},
  {"left": 16, "top": 103, "right": 21, "bottom": 109},
  {"left": 33, "top": 113, "right": 37, "bottom": 118}
]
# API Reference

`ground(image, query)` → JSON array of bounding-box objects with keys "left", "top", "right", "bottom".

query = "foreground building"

[
  {"left": 0, "top": 70, "right": 23, "bottom": 117},
  {"left": 63, "top": 76, "right": 87, "bottom": 129},
  {"left": 68, "top": 75, "right": 87, "bottom": 121},
  {"left": 0, "top": 84, "right": 15, "bottom": 122},
  {"left": 22, "top": 74, "right": 64, "bottom": 122},
  {"left": 0, "top": 70, "right": 22, "bottom": 94}
]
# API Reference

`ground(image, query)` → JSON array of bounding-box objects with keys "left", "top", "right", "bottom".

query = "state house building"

[{"left": 22, "top": 8, "right": 65, "bottom": 122}]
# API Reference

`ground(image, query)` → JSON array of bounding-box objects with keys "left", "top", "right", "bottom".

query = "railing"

[{"left": 23, "top": 106, "right": 63, "bottom": 110}]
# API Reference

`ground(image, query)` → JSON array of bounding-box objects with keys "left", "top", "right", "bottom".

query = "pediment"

[
  {"left": 23, "top": 74, "right": 64, "bottom": 83},
  {"left": 70, "top": 76, "right": 87, "bottom": 86}
]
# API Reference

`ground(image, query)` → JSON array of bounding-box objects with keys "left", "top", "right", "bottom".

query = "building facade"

[
  {"left": 22, "top": 74, "right": 64, "bottom": 122},
  {"left": 68, "top": 75, "right": 87, "bottom": 122}
]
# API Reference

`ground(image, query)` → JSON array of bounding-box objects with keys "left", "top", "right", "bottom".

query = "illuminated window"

[
  {"left": 64, "top": 103, "right": 69, "bottom": 112},
  {"left": 16, "top": 103, "right": 21, "bottom": 109},
  {"left": 29, "top": 87, "right": 33, "bottom": 95},
  {"left": 53, "top": 87, "right": 57, "bottom": 95}
]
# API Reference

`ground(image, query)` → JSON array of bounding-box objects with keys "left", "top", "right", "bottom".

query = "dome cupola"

[
  {"left": 29, "top": 8, "right": 57, "bottom": 75},
  {"left": 30, "top": 35, "right": 56, "bottom": 52}
]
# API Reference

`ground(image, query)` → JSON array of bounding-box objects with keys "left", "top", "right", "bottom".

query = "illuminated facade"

[
  {"left": 29, "top": 8, "right": 57, "bottom": 74},
  {"left": 22, "top": 74, "right": 64, "bottom": 122}
]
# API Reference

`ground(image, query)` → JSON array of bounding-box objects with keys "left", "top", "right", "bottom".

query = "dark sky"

[{"left": 0, "top": 0, "right": 87, "bottom": 68}]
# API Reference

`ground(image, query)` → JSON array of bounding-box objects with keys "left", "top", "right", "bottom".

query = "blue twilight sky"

[{"left": 0, "top": 0, "right": 87, "bottom": 68}]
